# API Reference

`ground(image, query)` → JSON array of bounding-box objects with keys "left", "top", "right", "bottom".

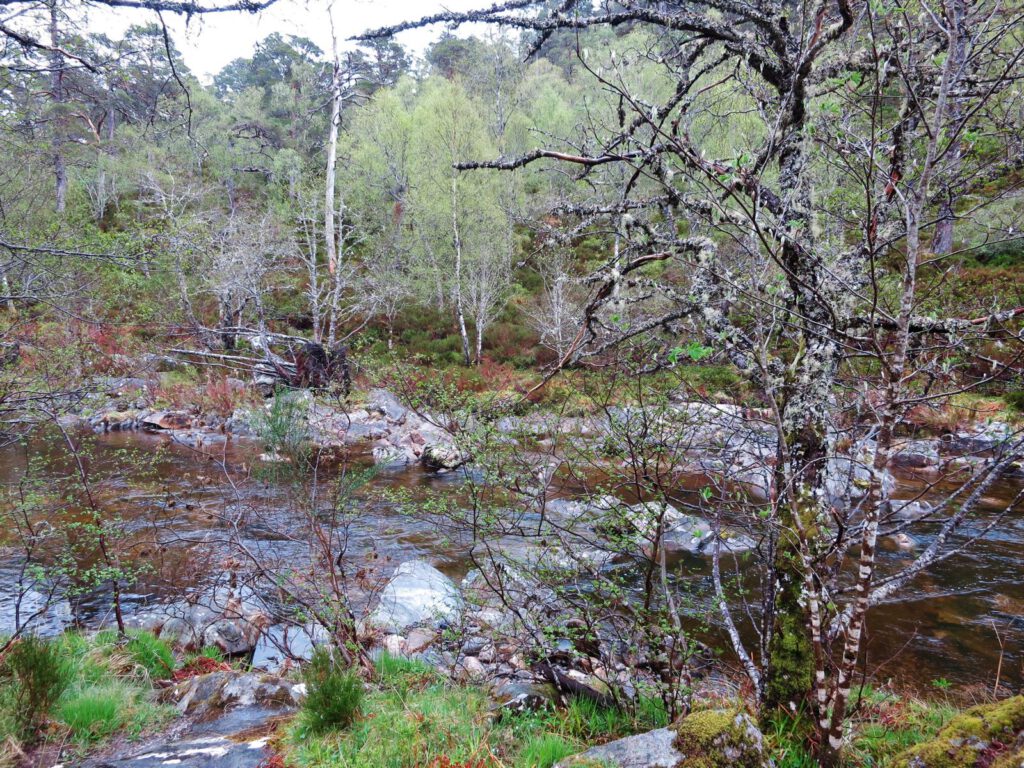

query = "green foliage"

[
  {"left": 517, "top": 734, "right": 577, "bottom": 768},
  {"left": 254, "top": 387, "right": 311, "bottom": 462},
  {"left": 56, "top": 684, "right": 127, "bottom": 741},
  {"left": 299, "top": 647, "right": 365, "bottom": 734},
  {"left": 373, "top": 651, "right": 435, "bottom": 689},
  {"left": 0, "top": 636, "right": 73, "bottom": 744},
  {"left": 93, "top": 629, "right": 175, "bottom": 680},
  {"left": 1003, "top": 389, "right": 1024, "bottom": 412}
]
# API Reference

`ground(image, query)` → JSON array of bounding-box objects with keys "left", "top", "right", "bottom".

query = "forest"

[{"left": 0, "top": 1, "right": 1023, "bottom": 767}]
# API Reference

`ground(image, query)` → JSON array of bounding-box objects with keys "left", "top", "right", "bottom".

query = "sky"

[{"left": 91, "top": 0, "right": 487, "bottom": 83}]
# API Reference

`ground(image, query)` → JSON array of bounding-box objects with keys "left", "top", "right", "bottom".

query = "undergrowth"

[
  {"left": 285, "top": 652, "right": 667, "bottom": 768},
  {"left": 0, "top": 631, "right": 174, "bottom": 764}
]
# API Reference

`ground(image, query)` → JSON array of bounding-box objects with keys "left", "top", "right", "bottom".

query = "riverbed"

[{"left": 0, "top": 427, "right": 1020, "bottom": 693}]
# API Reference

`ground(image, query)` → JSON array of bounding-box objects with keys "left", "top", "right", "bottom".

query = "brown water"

[{"left": 0, "top": 428, "right": 1020, "bottom": 693}]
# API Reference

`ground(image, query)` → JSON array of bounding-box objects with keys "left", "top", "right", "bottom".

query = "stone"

[
  {"left": 556, "top": 727, "right": 683, "bottom": 767},
  {"left": 98, "top": 673, "right": 300, "bottom": 768},
  {"left": 672, "top": 708, "right": 769, "bottom": 767},
  {"left": 404, "top": 627, "right": 438, "bottom": 653},
  {"left": 165, "top": 670, "right": 304, "bottom": 716},
  {"left": 891, "top": 500, "right": 934, "bottom": 521},
  {"left": 491, "top": 680, "right": 556, "bottom": 716},
  {"left": 458, "top": 655, "right": 488, "bottom": 682},
  {"left": 369, "top": 560, "right": 463, "bottom": 633},
  {"left": 661, "top": 516, "right": 757, "bottom": 556},
  {"left": 891, "top": 439, "right": 941, "bottom": 469},
  {"left": 141, "top": 410, "right": 193, "bottom": 430},
  {"left": 205, "top": 619, "right": 254, "bottom": 656},
  {"left": 373, "top": 442, "right": 411, "bottom": 468},
  {"left": 367, "top": 388, "right": 410, "bottom": 423},
  {"left": 383, "top": 634, "right": 405, "bottom": 657},
  {"left": 421, "top": 442, "right": 466, "bottom": 472}
]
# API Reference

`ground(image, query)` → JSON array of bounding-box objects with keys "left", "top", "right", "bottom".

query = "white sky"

[{"left": 91, "top": 0, "right": 487, "bottom": 83}]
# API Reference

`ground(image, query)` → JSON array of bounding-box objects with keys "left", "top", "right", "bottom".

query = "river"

[{"left": 0, "top": 427, "right": 1020, "bottom": 693}]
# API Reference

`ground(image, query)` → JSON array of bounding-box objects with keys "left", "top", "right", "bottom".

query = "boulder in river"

[
  {"left": 421, "top": 441, "right": 466, "bottom": 472},
  {"left": 369, "top": 560, "right": 463, "bottom": 634},
  {"left": 141, "top": 410, "right": 194, "bottom": 430},
  {"left": 662, "top": 515, "right": 757, "bottom": 556}
]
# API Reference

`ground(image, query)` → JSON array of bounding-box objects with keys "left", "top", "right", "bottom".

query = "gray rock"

[
  {"left": 421, "top": 442, "right": 466, "bottom": 472},
  {"left": 891, "top": 499, "right": 934, "bottom": 521},
  {"left": 662, "top": 516, "right": 757, "bottom": 556},
  {"left": 404, "top": 627, "right": 438, "bottom": 653},
  {"left": 556, "top": 727, "right": 683, "bottom": 767},
  {"left": 166, "top": 670, "right": 304, "bottom": 715},
  {"left": 367, "top": 389, "right": 410, "bottom": 423},
  {"left": 373, "top": 442, "right": 411, "bottom": 469},
  {"left": 891, "top": 439, "right": 941, "bottom": 468},
  {"left": 369, "top": 560, "right": 463, "bottom": 633}
]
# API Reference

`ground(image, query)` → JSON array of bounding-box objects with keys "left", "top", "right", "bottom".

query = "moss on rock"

[
  {"left": 892, "top": 695, "right": 1024, "bottom": 768},
  {"left": 673, "top": 708, "right": 768, "bottom": 768}
]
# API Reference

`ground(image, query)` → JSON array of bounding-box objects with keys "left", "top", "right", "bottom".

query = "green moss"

[
  {"left": 674, "top": 708, "right": 765, "bottom": 768},
  {"left": 891, "top": 696, "right": 1024, "bottom": 768},
  {"left": 765, "top": 545, "right": 814, "bottom": 711}
]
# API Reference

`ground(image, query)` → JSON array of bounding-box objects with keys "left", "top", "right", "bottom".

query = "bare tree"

[{"left": 361, "top": 1, "right": 1024, "bottom": 763}]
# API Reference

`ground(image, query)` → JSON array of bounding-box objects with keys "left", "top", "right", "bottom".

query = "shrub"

[
  {"left": 1005, "top": 390, "right": 1024, "bottom": 412},
  {"left": 254, "top": 388, "right": 311, "bottom": 461},
  {"left": 0, "top": 636, "right": 72, "bottom": 744},
  {"left": 300, "top": 647, "right": 364, "bottom": 733}
]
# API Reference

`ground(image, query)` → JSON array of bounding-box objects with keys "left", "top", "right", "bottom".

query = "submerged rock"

[{"left": 369, "top": 560, "right": 463, "bottom": 633}]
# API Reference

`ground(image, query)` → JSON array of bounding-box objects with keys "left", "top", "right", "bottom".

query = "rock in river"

[{"left": 369, "top": 560, "right": 463, "bottom": 634}]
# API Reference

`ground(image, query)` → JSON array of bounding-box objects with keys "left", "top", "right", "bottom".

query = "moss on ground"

[
  {"left": 673, "top": 708, "right": 766, "bottom": 768},
  {"left": 891, "top": 696, "right": 1024, "bottom": 768}
]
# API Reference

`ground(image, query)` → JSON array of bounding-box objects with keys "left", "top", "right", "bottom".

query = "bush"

[
  {"left": 0, "top": 636, "right": 72, "bottom": 744},
  {"left": 300, "top": 647, "right": 364, "bottom": 733},
  {"left": 1004, "top": 390, "right": 1024, "bottom": 412}
]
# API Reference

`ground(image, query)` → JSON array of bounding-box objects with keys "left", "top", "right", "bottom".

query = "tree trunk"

[
  {"left": 451, "top": 176, "right": 471, "bottom": 366},
  {"left": 48, "top": 0, "right": 67, "bottom": 215},
  {"left": 930, "top": 0, "right": 967, "bottom": 256},
  {"left": 324, "top": 58, "right": 342, "bottom": 276}
]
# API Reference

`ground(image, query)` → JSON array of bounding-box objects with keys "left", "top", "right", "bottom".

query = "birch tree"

[{"left": 362, "top": 1, "right": 1024, "bottom": 762}]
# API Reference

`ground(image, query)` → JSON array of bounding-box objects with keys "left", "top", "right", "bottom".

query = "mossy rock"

[
  {"left": 892, "top": 695, "right": 1024, "bottom": 768},
  {"left": 673, "top": 708, "right": 768, "bottom": 768}
]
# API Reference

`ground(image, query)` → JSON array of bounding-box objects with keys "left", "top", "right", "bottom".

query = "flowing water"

[{"left": 0, "top": 427, "right": 1021, "bottom": 693}]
